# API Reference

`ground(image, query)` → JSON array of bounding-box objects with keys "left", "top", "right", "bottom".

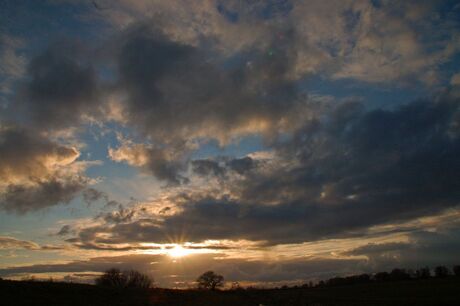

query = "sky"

[{"left": 1, "top": 0, "right": 460, "bottom": 288}]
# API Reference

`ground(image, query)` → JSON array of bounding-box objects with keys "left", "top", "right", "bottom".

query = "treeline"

[
  {"left": 3, "top": 265, "right": 460, "bottom": 290},
  {"left": 294, "top": 265, "right": 460, "bottom": 289}
]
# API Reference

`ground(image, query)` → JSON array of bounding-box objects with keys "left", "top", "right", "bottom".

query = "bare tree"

[
  {"left": 434, "top": 266, "right": 449, "bottom": 278},
  {"left": 415, "top": 267, "right": 431, "bottom": 279},
  {"left": 196, "top": 271, "right": 224, "bottom": 290},
  {"left": 453, "top": 265, "right": 460, "bottom": 277},
  {"left": 95, "top": 268, "right": 152, "bottom": 288},
  {"left": 96, "top": 268, "right": 127, "bottom": 287},
  {"left": 125, "top": 270, "right": 152, "bottom": 289}
]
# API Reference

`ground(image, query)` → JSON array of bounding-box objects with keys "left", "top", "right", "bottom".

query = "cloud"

[
  {"left": 0, "top": 125, "right": 92, "bottom": 213},
  {"left": 93, "top": 0, "right": 460, "bottom": 85},
  {"left": 108, "top": 141, "right": 188, "bottom": 185},
  {"left": 191, "top": 159, "right": 227, "bottom": 177},
  {"left": 111, "top": 24, "right": 307, "bottom": 144},
  {"left": 90, "top": 0, "right": 282, "bottom": 53},
  {"left": 100, "top": 23, "right": 310, "bottom": 182},
  {"left": 1, "top": 0, "right": 460, "bottom": 287},
  {"left": 0, "top": 236, "right": 64, "bottom": 251},
  {"left": 4, "top": 228, "right": 460, "bottom": 286},
  {"left": 291, "top": 0, "right": 460, "bottom": 84},
  {"left": 0, "top": 236, "right": 39, "bottom": 250},
  {"left": 12, "top": 41, "right": 101, "bottom": 130},
  {"left": 57, "top": 225, "right": 72, "bottom": 236},
  {"left": 1, "top": 178, "right": 88, "bottom": 214},
  {"left": 83, "top": 188, "right": 108, "bottom": 206},
  {"left": 341, "top": 228, "right": 460, "bottom": 270},
  {"left": 5, "top": 218, "right": 460, "bottom": 286},
  {"left": 98, "top": 204, "right": 136, "bottom": 224},
  {"left": 82, "top": 187, "right": 122, "bottom": 208},
  {"left": 82, "top": 1, "right": 459, "bottom": 184},
  {"left": 0, "top": 34, "right": 26, "bottom": 97},
  {"left": 7, "top": 1, "right": 459, "bottom": 181},
  {"left": 70, "top": 91, "right": 460, "bottom": 246},
  {"left": 0, "top": 125, "right": 79, "bottom": 183},
  {"left": 192, "top": 156, "right": 256, "bottom": 177}
]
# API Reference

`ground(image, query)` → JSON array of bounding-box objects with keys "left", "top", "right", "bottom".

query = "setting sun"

[{"left": 168, "top": 245, "right": 191, "bottom": 258}]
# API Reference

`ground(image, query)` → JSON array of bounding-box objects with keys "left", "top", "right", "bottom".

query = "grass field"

[{"left": 1, "top": 277, "right": 460, "bottom": 305}]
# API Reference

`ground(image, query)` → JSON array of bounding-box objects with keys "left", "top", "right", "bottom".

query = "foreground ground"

[{"left": 1, "top": 277, "right": 460, "bottom": 305}]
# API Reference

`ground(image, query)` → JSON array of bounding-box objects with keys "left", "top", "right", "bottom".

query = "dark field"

[{"left": 1, "top": 278, "right": 460, "bottom": 306}]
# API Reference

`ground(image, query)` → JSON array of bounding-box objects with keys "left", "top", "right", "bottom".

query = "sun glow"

[{"left": 168, "top": 245, "right": 191, "bottom": 258}]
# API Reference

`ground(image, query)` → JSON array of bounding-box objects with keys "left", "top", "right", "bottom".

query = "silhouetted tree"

[
  {"left": 325, "top": 273, "right": 371, "bottom": 287},
  {"left": 327, "top": 277, "right": 346, "bottom": 286},
  {"left": 415, "top": 267, "right": 431, "bottom": 279},
  {"left": 434, "top": 266, "right": 449, "bottom": 278},
  {"left": 196, "top": 271, "right": 224, "bottom": 290},
  {"left": 95, "top": 268, "right": 152, "bottom": 288},
  {"left": 389, "top": 268, "right": 410, "bottom": 281},
  {"left": 406, "top": 269, "right": 416, "bottom": 278},
  {"left": 22, "top": 275, "right": 36, "bottom": 282},
  {"left": 301, "top": 281, "right": 313, "bottom": 288},
  {"left": 96, "top": 268, "right": 127, "bottom": 287},
  {"left": 125, "top": 270, "right": 152, "bottom": 289},
  {"left": 348, "top": 274, "right": 371, "bottom": 284},
  {"left": 374, "top": 271, "right": 390, "bottom": 282},
  {"left": 453, "top": 265, "right": 460, "bottom": 277}
]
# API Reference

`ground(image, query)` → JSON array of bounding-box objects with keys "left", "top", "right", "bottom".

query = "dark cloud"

[
  {"left": 71, "top": 218, "right": 163, "bottom": 249},
  {"left": 83, "top": 197, "right": 394, "bottom": 246},
  {"left": 114, "top": 25, "right": 304, "bottom": 143},
  {"left": 343, "top": 242, "right": 412, "bottom": 257},
  {"left": 3, "top": 1, "right": 460, "bottom": 188},
  {"left": 192, "top": 159, "right": 226, "bottom": 177},
  {"left": 14, "top": 41, "right": 100, "bottom": 130},
  {"left": 341, "top": 228, "right": 460, "bottom": 271},
  {"left": 5, "top": 22, "right": 307, "bottom": 184},
  {"left": 102, "top": 24, "right": 308, "bottom": 182},
  {"left": 192, "top": 156, "right": 256, "bottom": 177},
  {"left": 199, "top": 93, "right": 460, "bottom": 243},
  {"left": 105, "top": 200, "right": 120, "bottom": 207},
  {"left": 99, "top": 204, "right": 136, "bottom": 224},
  {"left": 1, "top": 178, "right": 88, "bottom": 214},
  {"left": 82, "top": 188, "right": 122, "bottom": 208},
  {"left": 83, "top": 188, "right": 108, "bottom": 206},
  {"left": 72, "top": 92, "right": 460, "bottom": 245},
  {"left": 108, "top": 142, "right": 189, "bottom": 185},
  {"left": 0, "top": 125, "right": 79, "bottom": 180},
  {"left": 0, "top": 125, "right": 89, "bottom": 213},
  {"left": 57, "top": 225, "right": 72, "bottom": 236},
  {"left": 227, "top": 156, "right": 255, "bottom": 174}
]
